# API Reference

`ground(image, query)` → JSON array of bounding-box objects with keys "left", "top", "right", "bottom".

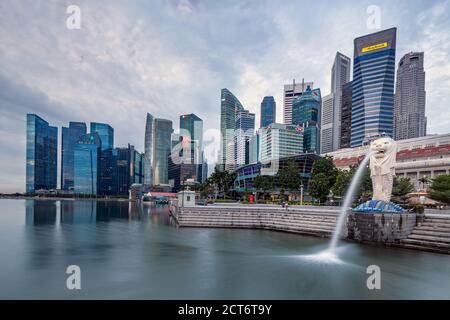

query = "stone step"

[
  {"left": 180, "top": 213, "right": 337, "bottom": 222},
  {"left": 407, "top": 234, "right": 450, "bottom": 244},
  {"left": 396, "top": 243, "right": 450, "bottom": 255},
  {"left": 415, "top": 225, "right": 450, "bottom": 233},
  {"left": 411, "top": 229, "right": 450, "bottom": 239},
  {"left": 423, "top": 218, "right": 450, "bottom": 224},
  {"left": 401, "top": 238, "right": 450, "bottom": 250},
  {"left": 420, "top": 222, "right": 450, "bottom": 229}
]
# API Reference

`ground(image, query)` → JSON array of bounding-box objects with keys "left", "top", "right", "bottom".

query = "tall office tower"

[
  {"left": 234, "top": 110, "right": 255, "bottom": 166},
  {"left": 90, "top": 122, "right": 114, "bottom": 195},
  {"left": 283, "top": 80, "right": 313, "bottom": 124},
  {"left": 292, "top": 86, "right": 322, "bottom": 154},
  {"left": 248, "top": 133, "right": 260, "bottom": 164},
  {"left": 180, "top": 113, "right": 203, "bottom": 182},
  {"left": 61, "top": 122, "right": 87, "bottom": 190},
  {"left": 144, "top": 113, "right": 154, "bottom": 188},
  {"left": 90, "top": 122, "right": 114, "bottom": 150},
  {"left": 260, "top": 96, "right": 276, "bottom": 128},
  {"left": 26, "top": 114, "right": 58, "bottom": 193},
  {"left": 394, "top": 52, "right": 426, "bottom": 140},
  {"left": 320, "top": 94, "right": 335, "bottom": 154},
  {"left": 340, "top": 81, "right": 353, "bottom": 148},
  {"left": 112, "top": 144, "right": 144, "bottom": 195},
  {"left": 73, "top": 133, "right": 101, "bottom": 195},
  {"left": 351, "top": 27, "right": 396, "bottom": 147},
  {"left": 330, "top": 52, "right": 351, "bottom": 150},
  {"left": 220, "top": 89, "right": 244, "bottom": 171},
  {"left": 259, "top": 124, "right": 304, "bottom": 162},
  {"left": 153, "top": 118, "right": 173, "bottom": 186}
]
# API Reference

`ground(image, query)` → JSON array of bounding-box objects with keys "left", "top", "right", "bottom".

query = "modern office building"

[
  {"left": 90, "top": 122, "right": 114, "bottom": 151},
  {"left": 73, "top": 133, "right": 101, "bottom": 195},
  {"left": 220, "top": 89, "right": 244, "bottom": 171},
  {"left": 394, "top": 52, "right": 426, "bottom": 140},
  {"left": 235, "top": 110, "right": 255, "bottom": 167},
  {"left": 153, "top": 118, "right": 173, "bottom": 186},
  {"left": 61, "top": 122, "right": 87, "bottom": 190},
  {"left": 113, "top": 144, "right": 144, "bottom": 195},
  {"left": 259, "top": 123, "right": 304, "bottom": 162},
  {"left": 260, "top": 96, "right": 276, "bottom": 128},
  {"left": 340, "top": 81, "right": 353, "bottom": 148},
  {"left": 26, "top": 114, "right": 58, "bottom": 193},
  {"left": 180, "top": 113, "right": 203, "bottom": 182},
  {"left": 283, "top": 80, "right": 313, "bottom": 124},
  {"left": 320, "top": 94, "right": 334, "bottom": 154},
  {"left": 351, "top": 27, "right": 396, "bottom": 147},
  {"left": 144, "top": 113, "right": 154, "bottom": 188},
  {"left": 248, "top": 133, "right": 260, "bottom": 164},
  {"left": 292, "top": 86, "right": 321, "bottom": 154}
]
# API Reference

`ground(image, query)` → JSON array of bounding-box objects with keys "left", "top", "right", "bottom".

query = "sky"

[{"left": 0, "top": 0, "right": 449, "bottom": 193}]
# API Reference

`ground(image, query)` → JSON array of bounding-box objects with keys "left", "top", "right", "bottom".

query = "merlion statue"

[{"left": 369, "top": 137, "right": 397, "bottom": 203}]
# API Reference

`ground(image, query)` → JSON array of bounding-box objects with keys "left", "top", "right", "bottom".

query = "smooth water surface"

[{"left": 0, "top": 199, "right": 449, "bottom": 299}]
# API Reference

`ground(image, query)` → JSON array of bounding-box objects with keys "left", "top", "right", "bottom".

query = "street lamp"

[{"left": 300, "top": 184, "right": 304, "bottom": 206}]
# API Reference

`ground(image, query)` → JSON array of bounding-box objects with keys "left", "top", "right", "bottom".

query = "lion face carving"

[{"left": 369, "top": 137, "right": 397, "bottom": 203}]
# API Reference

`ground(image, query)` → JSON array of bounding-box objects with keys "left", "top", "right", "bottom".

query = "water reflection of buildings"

[{"left": 25, "top": 200, "right": 57, "bottom": 225}]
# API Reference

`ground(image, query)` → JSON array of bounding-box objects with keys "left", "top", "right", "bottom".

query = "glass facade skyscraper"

[
  {"left": 340, "top": 81, "right": 353, "bottom": 149},
  {"left": 74, "top": 133, "right": 101, "bottom": 195},
  {"left": 180, "top": 113, "right": 203, "bottom": 182},
  {"left": 144, "top": 113, "right": 154, "bottom": 188},
  {"left": 61, "top": 122, "right": 87, "bottom": 190},
  {"left": 351, "top": 27, "right": 396, "bottom": 147},
  {"left": 235, "top": 110, "right": 255, "bottom": 166},
  {"left": 260, "top": 96, "right": 276, "bottom": 128},
  {"left": 90, "top": 122, "right": 114, "bottom": 195},
  {"left": 90, "top": 122, "right": 114, "bottom": 151},
  {"left": 283, "top": 80, "right": 313, "bottom": 125},
  {"left": 26, "top": 114, "right": 58, "bottom": 193},
  {"left": 292, "top": 86, "right": 321, "bottom": 154},
  {"left": 153, "top": 118, "right": 173, "bottom": 186}
]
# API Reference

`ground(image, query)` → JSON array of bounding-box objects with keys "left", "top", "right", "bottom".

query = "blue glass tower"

[
  {"left": 74, "top": 133, "right": 101, "bottom": 195},
  {"left": 26, "top": 114, "right": 58, "bottom": 193},
  {"left": 61, "top": 122, "right": 87, "bottom": 190},
  {"left": 90, "top": 122, "right": 114, "bottom": 151},
  {"left": 351, "top": 28, "right": 396, "bottom": 147},
  {"left": 260, "top": 96, "right": 276, "bottom": 128},
  {"left": 292, "top": 86, "right": 321, "bottom": 154}
]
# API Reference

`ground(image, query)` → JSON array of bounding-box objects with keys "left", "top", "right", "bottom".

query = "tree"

[
  {"left": 277, "top": 160, "right": 302, "bottom": 191},
  {"left": 392, "top": 176, "right": 414, "bottom": 204},
  {"left": 253, "top": 174, "right": 273, "bottom": 200},
  {"left": 331, "top": 169, "right": 352, "bottom": 198},
  {"left": 428, "top": 174, "right": 450, "bottom": 205},
  {"left": 419, "top": 176, "right": 430, "bottom": 191},
  {"left": 309, "top": 156, "right": 337, "bottom": 204},
  {"left": 351, "top": 162, "right": 373, "bottom": 204}
]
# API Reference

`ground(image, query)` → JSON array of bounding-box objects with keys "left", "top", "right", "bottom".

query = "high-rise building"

[
  {"left": 259, "top": 123, "right": 304, "bottom": 162},
  {"left": 153, "top": 118, "right": 173, "bottom": 186},
  {"left": 144, "top": 113, "right": 154, "bottom": 188},
  {"left": 61, "top": 122, "right": 87, "bottom": 190},
  {"left": 340, "top": 81, "right": 353, "bottom": 149},
  {"left": 320, "top": 93, "right": 335, "bottom": 154},
  {"left": 180, "top": 113, "right": 203, "bottom": 182},
  {"left": 235, "top": 110, "right": 255, "bottom": 167},
  {"left": 26, "top": 114, "right": 58, "bottom": 193},
  {"left": 351, "top": 27, "right": 396, "bottom": 147},
  {"left": 90, "top": 122, "right": 114, "bottom": 151},
  {"left": 394, "top": 52, "right": 426, "bottom": 140},
  {"left": 73, "top": 133, "right": 101, "bottom": 195},
  {"left": 292, "top": 86, "right": 321, "bottom": 153},
  {"left": 113, "top": 144, "right": 144, "bottom": 195},
  {"left": 220, "top": 89, "right": 244, "bottom": 171},
  {"left": 248, "top": 133, "right": 260, "bottom": 164},
  {"left": 283, "top": 80, "right": 313, "bottom": 124},
  {"left": 260, "top": 96, "right": 276, "bottom": 128}
]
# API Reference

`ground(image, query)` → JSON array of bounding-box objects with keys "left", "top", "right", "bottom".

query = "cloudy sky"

[{"left": 1, "top": 0, "right": 449, "bottom": 193}]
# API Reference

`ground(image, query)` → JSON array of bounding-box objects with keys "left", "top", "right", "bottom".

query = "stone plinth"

[{"left": 347, "top": 212, "right": 416, "bottom": 243}]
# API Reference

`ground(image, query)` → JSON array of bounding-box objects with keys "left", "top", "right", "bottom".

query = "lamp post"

[{"left": 300, "top": 184, "right": 304, "bottom": 206}]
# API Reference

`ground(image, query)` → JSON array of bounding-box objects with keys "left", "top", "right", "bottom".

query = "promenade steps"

[
  {"left": 175, "top": 206, "right": 338, "bottom": 238},
  {"left": 400, "top": 215, "right": 450, "bottom": 254}
]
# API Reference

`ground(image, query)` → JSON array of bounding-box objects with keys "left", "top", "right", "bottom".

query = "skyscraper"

[
  {"left": 90, "top": 122, "right": 114, "bottom": 151},
  {"left": 260, "top": 96, "right": 276, "bottom": 128},
  {"left": 259, "top": 124, "right": 304, "bottom": 162},
  {"left": 144, "top": 113, "right": 154, "bottom": 188},
  {"left": 61, "top": 122, "right": 87, "bottom": 190},
  {"left": 394, "top": 52, "right": 426, "bottom": 140},
  {"left": 180, "top": 113, "right": 203, "bottom": 182},
  {"left": 220, "top": 89, "right": 244, "bottom": 171},
  {"left": 283, "top": 80, "right": 313, "bottom": 124},
  {"left": 292, "top": 86, "right": 321, "bottom": 154},
  {"left": 320, "top": 93, "right": 334, "bottom": 154},
  {"left": 112, "top": 144, "right": 144, "bottom": 195},
  {"left": 73, "top": 133, "right": 101, "bottom": 195},
  {"left": 235, "top": 110, "right": 255, "bottom": 166},
  {"left": 153, "top": 118, "right": 173, "bottom": 186},
  {"left": 340, "top": 81, "right": 353, "bottom": 148},
  {"left": 26, "top": 114, "right": 58, "bottom": 193},
  {"left": 351, "top": 27, "right": 396, "bottom": 147}
]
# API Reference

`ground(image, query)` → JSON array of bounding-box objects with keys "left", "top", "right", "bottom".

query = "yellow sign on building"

[{"left": 362, "top": 42, "right": 388, "bottom": 53}]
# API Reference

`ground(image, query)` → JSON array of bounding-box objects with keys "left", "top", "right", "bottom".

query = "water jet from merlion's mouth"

[{"left": 328, "top": 151, "right": 373, "bottom": 253}]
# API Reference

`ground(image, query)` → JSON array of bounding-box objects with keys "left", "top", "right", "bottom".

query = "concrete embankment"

[{"left": 174, "top": 205, "right": 339, "bottom": 238}]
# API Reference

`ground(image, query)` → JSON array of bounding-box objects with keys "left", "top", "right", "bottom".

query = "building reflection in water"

[{"left": 25, "top": 200, "right": 57, "bottom": 225}]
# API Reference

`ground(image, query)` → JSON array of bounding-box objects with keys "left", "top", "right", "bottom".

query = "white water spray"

[{"left": 328, "top": 151, "right": 373, "bottom": 252}]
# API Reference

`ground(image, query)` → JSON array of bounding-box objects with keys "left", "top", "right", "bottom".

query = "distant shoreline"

[{"left": 0, "top": 195, "right": 132, "bottom": 202}]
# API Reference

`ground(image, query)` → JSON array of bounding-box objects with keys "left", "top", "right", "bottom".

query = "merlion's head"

[{"left": 370, "top": 137, "right": 396, "bottom": 160}]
